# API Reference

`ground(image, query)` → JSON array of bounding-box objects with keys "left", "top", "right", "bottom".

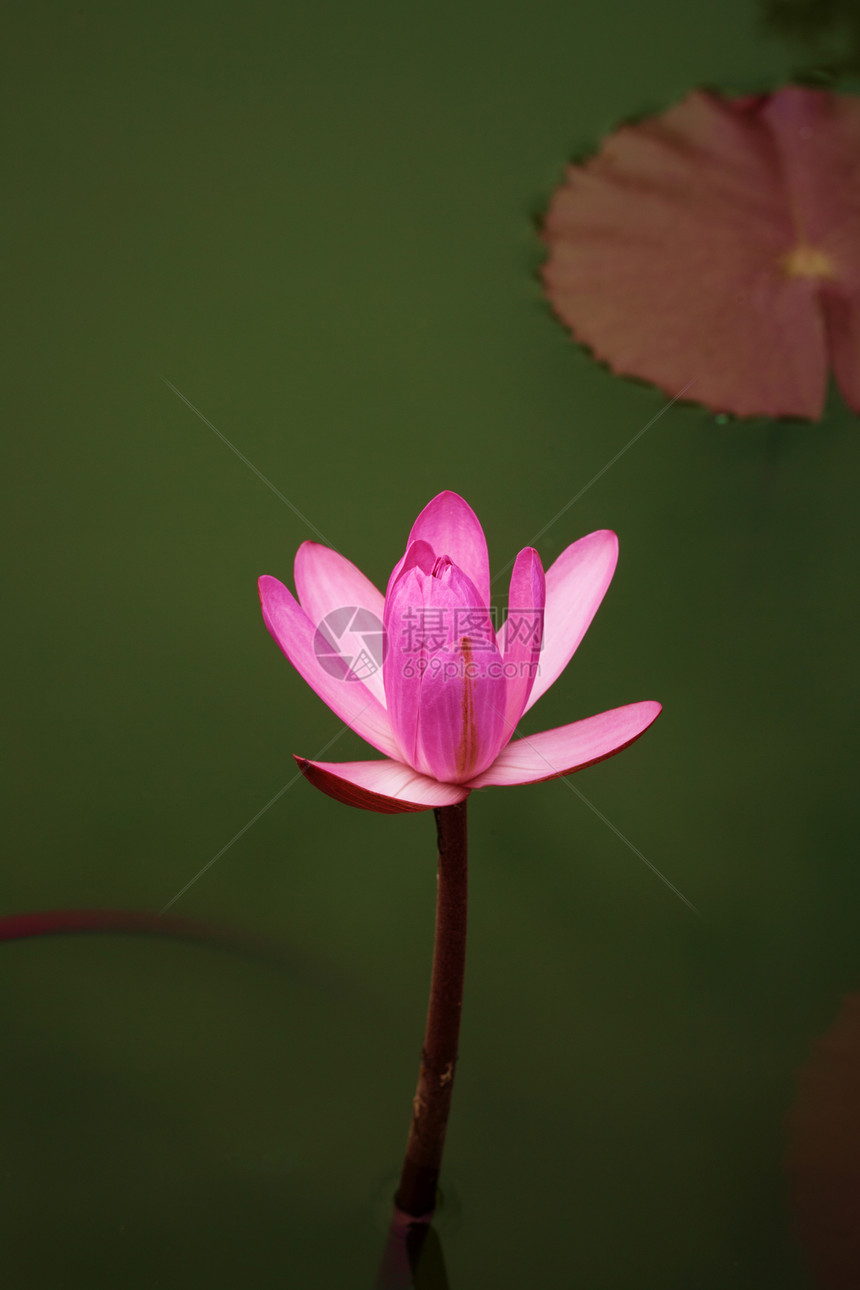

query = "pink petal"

[
  {"left": 382, "top": 539, "right": 436, "bottom": 767},
  {"left": 295, "top": 756, "right": 470, "bottom": 813},
  {"left": 383, "top": 544, "right": 507, "bottom": 782},
  {"left": 258, "top": 575, "right": 400, "bottom": 759},
  {"left": 524, "top": 530, "right": 618, "bottom": 713},
  {"left": 496, "top": 546, "right": 546, "bottom": 742},
  {"left": 465, "top": 701, "right": 661, "bottom": 788},
  {"left": 294, "top": 542, "right": 387, "bottom": 705},
  {"left": 542, "top": 87, "right": 860, "bottom": 420},
  {"left": 404, "top": 491, "right": 491, "bottom": 609}
]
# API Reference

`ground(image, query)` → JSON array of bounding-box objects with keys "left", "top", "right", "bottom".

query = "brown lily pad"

[
  {"left": 542, "top": 86, "right": 860, "bottom": 420},
  {"left": 785, "top": 992, "right": 860, "bottom": 1287}
]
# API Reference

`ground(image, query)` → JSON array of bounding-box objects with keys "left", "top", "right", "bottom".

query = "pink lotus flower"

[{"left": 258, "top": 492, "right": 660, "bottom": 813}]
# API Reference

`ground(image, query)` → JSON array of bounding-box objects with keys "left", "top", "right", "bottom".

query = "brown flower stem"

[{"left": 394, "top": 799, "right": 468, "bottom": 1220}]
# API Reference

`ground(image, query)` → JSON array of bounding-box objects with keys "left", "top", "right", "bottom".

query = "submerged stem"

[{"left": 395, "top": 799, "right": 468, "bottom": 1220}]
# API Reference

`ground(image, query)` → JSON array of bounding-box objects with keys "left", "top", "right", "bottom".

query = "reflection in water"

[
  {"left": 785, "top": 992, "right": 860, "bottom": 1288},
  {"left": 761, "top": 0, "right": 860, "bottom": 74},
  {"left": 376, "top": 1207, "right": 449, "bottom": 1290},
  {"left": 0, "top": 906, "right": 349, "bottom": 993}
]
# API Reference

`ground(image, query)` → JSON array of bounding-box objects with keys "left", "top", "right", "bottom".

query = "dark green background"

[{"left": 4, "top": 1, "right": 859, "bottom": 1286}]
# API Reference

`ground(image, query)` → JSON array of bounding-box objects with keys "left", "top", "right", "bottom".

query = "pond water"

[{"left": 4, "top": 1, "right": 860, "bottom": 1286}]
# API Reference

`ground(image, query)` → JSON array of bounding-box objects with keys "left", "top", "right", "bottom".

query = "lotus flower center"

[
  {"left": 781, "top": 243, "right": 836, "bottom": 280},
  {"left": 432, "top": 554, "right": 452, "bottom": 578}
]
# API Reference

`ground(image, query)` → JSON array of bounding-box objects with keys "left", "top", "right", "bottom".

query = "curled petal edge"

[{"left": 295, "top": 756, "right": 471, "bottom": 814}]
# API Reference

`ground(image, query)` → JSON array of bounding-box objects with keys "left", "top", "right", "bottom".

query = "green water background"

[{"left": 4, "top": 1, "right": 860, "bottom": 1285}]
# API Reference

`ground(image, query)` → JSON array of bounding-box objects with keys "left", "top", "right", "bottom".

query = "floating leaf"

[
  {"left": 785, "top": 992, "right": 860, "bottom": 1288},
  {"left": 542, "top": 86, "right": 860, "bottom": 420}
]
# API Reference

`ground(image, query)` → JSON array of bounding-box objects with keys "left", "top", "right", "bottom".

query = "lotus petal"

[
  {"left": 404, "top": 491, "right": 492, "bottom": 609},
  {"left": 383, "top": 543, "right": 506, "bottom": 782},
  {"left": 259, "top": 575, "right": 400, "bottom": 759},
  {"left": 295, "top": 757, "right": 470, "bottom": 813},
  {"left": 466, "top": 701, "right": 661, "bottom": 788},
  {"left": 525, "top": 530, "right": 617, "bottom": 712},
  {"left": 294, "top": 542, "right": 387, "bottom": 705},
  {"left": 496, "top": 546, "right": 546, "bottom": 740}
]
